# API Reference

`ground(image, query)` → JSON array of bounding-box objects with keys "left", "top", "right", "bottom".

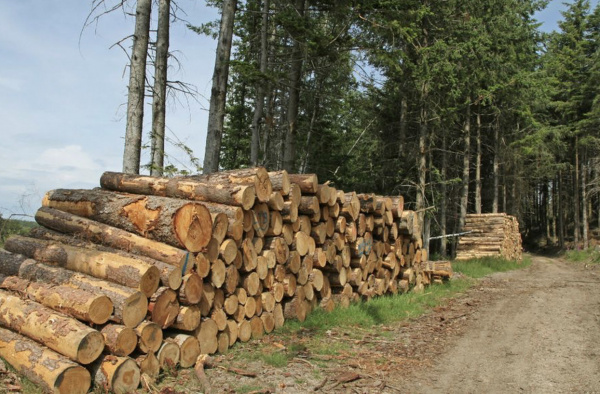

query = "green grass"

[
  {"left": 564, "top": 248, "right": 600, "bottom": 264},
  {"left": 451, "top": 255, "right": 532, "bottom": 278}
]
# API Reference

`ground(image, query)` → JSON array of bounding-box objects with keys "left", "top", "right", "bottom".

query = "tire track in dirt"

[{"left": 403, "top": 256, "right": 600, "bottom": 393}]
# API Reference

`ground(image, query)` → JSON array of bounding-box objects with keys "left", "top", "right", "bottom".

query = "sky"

[{"left": 0, "top": 0, "right": 598, "bottom": 219}]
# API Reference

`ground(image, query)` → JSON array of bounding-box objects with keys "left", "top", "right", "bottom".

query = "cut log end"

[{"left": 174, "top": 203, "right": 213, "bottom": 252}]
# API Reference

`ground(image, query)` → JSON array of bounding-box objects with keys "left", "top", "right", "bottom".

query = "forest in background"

[{"left": 104, "top": 0, "right": 600, "bottom": 256}]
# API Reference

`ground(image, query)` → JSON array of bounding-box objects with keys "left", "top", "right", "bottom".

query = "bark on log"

[
  {"left": 0, "top": 326, "right": 91, "bottom": 394},
  {"left": 202, "top": 167, "right": 272, "bottom": 203},
  {"left": 100, "top": 171, "right": 256, "bottom": 210},
  {"left": 35, "top": 206, "right": 190, "bottom": 268},
  {"left": 5, "top": 235, "right": 160, "bottom": 297},
  {"left": 288, "top": 173, "right": 318, "bottom": 193},
  {"left": 42, "top": 188, "right": 213, "bottom": 252},
  {"left": 15, "top": 260, "right": 147, "bottom": 328},
  {"left": 28, "top": 226, "right": 184, "bottom": 290},
  {"left": 0, "top": 275, "right": 113, "bottom": 325},
  {"left": 0, "top": 290, "right": 104, "bottom": 365}
]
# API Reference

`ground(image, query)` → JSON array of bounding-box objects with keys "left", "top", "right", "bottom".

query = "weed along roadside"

[{"left": 159, "top": 256, "right": 529, "bottom": 393}]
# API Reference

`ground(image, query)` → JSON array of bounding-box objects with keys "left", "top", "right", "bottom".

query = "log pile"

[
  {"left": 455, "top": 213, "right": 522, "bottom": 261},
  {"left": 0, "top": 167, "right": 444, "bottom": 392}
]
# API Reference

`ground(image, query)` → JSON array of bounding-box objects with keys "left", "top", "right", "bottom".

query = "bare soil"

[{"left": 190, "top": 255, "right": 600, "bottom": 393}]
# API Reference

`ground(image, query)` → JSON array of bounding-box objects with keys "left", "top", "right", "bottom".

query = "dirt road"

[{"left": 402, "top": 255, "right": 600, "bottom": 393}]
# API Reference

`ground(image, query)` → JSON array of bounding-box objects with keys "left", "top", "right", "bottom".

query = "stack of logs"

[
  {"left": 455, "top": 213, "right": 522, "bottom": 261},
  {"left": 0, "top": 167, "right": 450, "bottom": 393}
]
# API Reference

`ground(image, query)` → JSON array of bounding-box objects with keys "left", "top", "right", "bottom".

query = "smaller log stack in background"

[
  {"left": 455, "top": 213, "right": 522, "bottom": 261},
  {"left": 0, "top": 166, "right": 449, "bottom": 393}
]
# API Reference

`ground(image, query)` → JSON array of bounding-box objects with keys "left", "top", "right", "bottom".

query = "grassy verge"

[
  {"left": 223, "top": 255, "right": 532, "bottom": 375},
  {"left": 451, "top": 255, "right": 532, "bottom": 278},
  {"left": 564, "top": 248, "right": 600, "bottom": 264}
]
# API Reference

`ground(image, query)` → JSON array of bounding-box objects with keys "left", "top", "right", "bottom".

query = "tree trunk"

[
  {"left": 251, "top": 0, "right": 269, "bottom": 166},
  {"left": 574, "top": 140, "right": 581, "bottom": 245},
  {"left": 123, "top": 0, "right": 151, "bottom": 174},
  {"left": 0, "top": 289, "right": 105, "bottom": 365},
  {"left": 0, "top": 326, "right": 91, "bottom": 394},
  {"left": 475, "top": 110, "right": 482, "bottom": 214},
  {"left": 204, "top": 0, "right": 237, "bottom": 174},
  {"left": 440, "top": 133, "right": 448, "bottom": 257},
  {"left": 458, "top": 103, "right": 471, "bottom": 232},
  {"left": 582, "top": 161, "right": 589, "bottom": 249},
  {"left": 42, "top": 188, "right": 213, "bottom": 252},
  {"left": 416, "top": 103, "right": 427, "bottom": 239},
  {"left": 493, "top": 116, "right": 500, "bottom": 213},
  {"left": 150, "top": 0, "right": 171, "bottom": 176},
  {"left": 282, "top": 0, "right": 306, "bottom": 172},
  {"left": 558, "top": 171, "right": 565, "bottom": 248}
]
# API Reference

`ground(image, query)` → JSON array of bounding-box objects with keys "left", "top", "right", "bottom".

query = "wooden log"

[
  {"left": 135, "top": 352, "right": 160, "bottom": 380},
  {"left": 15, "top": 259, "right": 147, "bottom": 328},
  {"left": 281, "top": 200, "right": 299, "bottom": 223},
  {"left": 0, "top": 326, "right": 91, "bottom": 394},
  {"left": 148, "top": 287, "right": 179, "bottom": 329},
  {"left": 205, "top": 167, "right": 272, "bottom": 203},
  {"left": 5, "top": 235, "right": 160, "bottom": 297},
  {"left": 298, "top": 196, "right": 320, "bottom": 215},
  {"left": 243, "top": 272, "right": 261, "bottom": 296},
  {"left": 165, "top": 333, "right": 200, "bottom": 368},
  {"left": 196, "top": 318, "right": 219, "bottom": 354},
  {"left": 35, "top": 207, "right": 191, "bottom": 269},
  {"left": 171, "top": 305, "right": 201, "bottom": 331},
  {"left": 270, "top": 303, "right": 283, "bottom": 329},
  {"left": 100, "top": 171, "right": 256, "bottom": 210},
  {"left": 225, "top": 319, "right": 239, "bottom": 346},
  {"left": 341, "top": 192, "right": 360, "bottom": 221},
  {"left": 135, "top": 321, "right": 163, "bottom": 354},
  {"left": 157, "top": 341, "right": 180, "bottom": 368},
  {"left": 288, "top": 173, "right": 318, "bottom": 194},
  {"left": 261, "top": 311, "right": 275, "bottom": 334},
  {"left": 101, "top": 324, "right": 138, "bottom": 357},
  {"left": 210, "top": 259, "right": 227, "bottom": 288},
  {"left": 316, "top": 184, "right": 331, "bottom": 204},
  {"left": 91, "top": 355, "right": 140, "bottom": 394},
  {"left": 178, "top": 273, "right": 204, "bottom": 305},
  {"left": 268, "top": 191, "right": 285, "bottom": 211},
  {"left": 268, "top": 170, "right": 291, "bottom": 195},
  {"left": 43, "top": 188, "right": 213, "bottom": 252},
  {"left": 237, "top": 319, "right": 252, "bottom": 342},
  {"left": 0, "top": 290, "right": 104, "bottom": 364},
  {"left": 252, "top": 202, "right": 270, "bottom": 237},
  {"left": 0, "top": 275, "right": 113, "bottom": 325},
  {"left": 266, "top": 210, "right": 283, "bottom": 236},
  {"left": 250, "top": 316, "right": 264, "bottom": 339},
  {"left": 210, "top": 212, "right": 229, "bottom": 244},
  {"left": 283, "top": 296, "right": 307, "bottom": 322},
  {"left": 28, "top": 226, "right": 184, "bottom": 291},
  {"left": 217, "top": 331, "right": 230, "bottom": 353}
]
